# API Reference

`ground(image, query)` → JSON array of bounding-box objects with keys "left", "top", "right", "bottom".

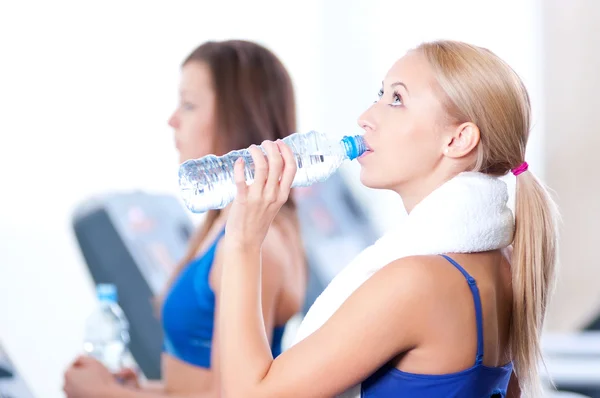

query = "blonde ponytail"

[
  {"left": 511, "top": 170, "right": 559, "bottom": 396},
  {"left": 417, "top": 40, "right": 559, "bottom": 396}
]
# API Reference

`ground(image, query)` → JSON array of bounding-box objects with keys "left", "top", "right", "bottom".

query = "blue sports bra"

[
  {"left": 361, "top": 255, "right": 513, "bottom": 397},
  {"left": 162, "top": 228, "right": 285, "bottom": 368}
]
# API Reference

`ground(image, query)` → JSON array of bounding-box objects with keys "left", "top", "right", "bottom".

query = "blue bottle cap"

[
  {"left": 97, "top": 283, "right": 118, "bottom": 303},
  {"left": 341, "top": 135, "right": 367, "bottom": 160}
]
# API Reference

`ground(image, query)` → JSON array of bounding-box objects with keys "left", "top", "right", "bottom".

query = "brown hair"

[
  {"left": 418, "top": 40, "right": 559, "bottom": 396},
  {"left": 160, "top": 40, "right": 299, "bottom": 304}
]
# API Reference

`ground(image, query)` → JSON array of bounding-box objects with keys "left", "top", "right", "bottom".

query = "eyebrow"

[
  {"left": 391, "top": 81, "right": 409, "bottom": 94},
  {"left": 382, "top": 80, "right": 410, "bottom": 93}
]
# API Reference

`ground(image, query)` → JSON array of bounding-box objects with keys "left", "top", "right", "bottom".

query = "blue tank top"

[
  {"left": 162, "top": 228, "right": 285, "bottom": 368},
  {"left": 362, "top": 255, "right": 513, "bottom": 398}
]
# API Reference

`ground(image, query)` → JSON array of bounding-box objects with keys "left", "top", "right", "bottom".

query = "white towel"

[{"left": 291, "top": 172, "right": 515, "bottom": 398}]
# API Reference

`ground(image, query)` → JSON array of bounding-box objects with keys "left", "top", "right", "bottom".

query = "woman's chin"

[
  {"left": 359, "top": 169, "right": 401, "bottom": 191},
  {"left": 359, "top": 170, "right": 382, "bottom": 190}
]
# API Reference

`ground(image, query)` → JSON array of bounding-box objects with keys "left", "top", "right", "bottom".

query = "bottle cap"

[
  {"left": 341, "top": 135, "right": 367, "bottom": 160},
  {"left": 97, "top": 283, "right": 118, "bottom": 303}
]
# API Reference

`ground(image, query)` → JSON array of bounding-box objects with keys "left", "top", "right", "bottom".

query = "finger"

[
  {"left": 262, "top": 140, "right": 283, "bottom": 202},
  {"left": 64, "top": 367, "right": 78, "bottom": 383},
  {"left": 277, "top": 140, "right": 297, "bottom": 194},
  {"left": 233, "top": 158, "right": 248, "bottom": 199},
  {"left": 248, "top": 144, "right": 267, "bottom": 189},
  {"left": 233, "top": 158, "right": 248, "bottom": 201},
  {"left": 114, "top": 368, "right": 134, "bottom": 378},
  {"left": 81, "top": 355, "right": 100, "bottom": 366},
  {"left": 113, "top": 369, "right": 126, "bottom": 377},
  {"left": 73, "top": 355, "right": 88, "bottom": 367}
]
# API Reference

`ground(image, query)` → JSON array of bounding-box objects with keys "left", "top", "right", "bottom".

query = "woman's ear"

[{"left": 443, "top": 122, "right": 480, "bottom": 158}]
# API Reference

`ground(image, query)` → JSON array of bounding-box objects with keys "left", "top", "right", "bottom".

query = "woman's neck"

[{"left": 395, "top": 170, "right": 462, "bottom": 214}]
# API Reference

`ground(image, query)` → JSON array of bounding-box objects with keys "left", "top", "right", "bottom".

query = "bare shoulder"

[
  {"left": 376, "top": 254, "right": 460, "bottom": 290},
  {"left": 361, "top": 254, "right": 483, "bottom": 316},
  {"left": 315, "top": 255, "right": 457, "bottom": 351},
  {"left": 347, "top": 255, "right": 479, "bottom": 344},
  {"left": 386, "top": 253, "right": 511, "bottom": 299},
  {"left": 361, "top": 255, "right": 456, "bottom": 310}
]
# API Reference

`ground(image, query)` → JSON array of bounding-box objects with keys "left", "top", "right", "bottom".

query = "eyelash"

[{"left": 377, "top": 89, "right": 403, "bottom": 106}]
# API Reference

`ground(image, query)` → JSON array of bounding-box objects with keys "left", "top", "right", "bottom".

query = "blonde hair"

[{"left": 418, "top": 40, "right": 559, "bottom": 396}]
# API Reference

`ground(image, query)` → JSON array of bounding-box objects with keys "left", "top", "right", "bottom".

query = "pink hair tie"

[{"left": 511, "top": 162, "right": 529, "bottom": 176}]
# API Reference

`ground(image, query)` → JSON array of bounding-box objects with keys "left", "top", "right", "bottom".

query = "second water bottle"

[{"left": 83, "top": 284, "right": 130, "bottom": 373}]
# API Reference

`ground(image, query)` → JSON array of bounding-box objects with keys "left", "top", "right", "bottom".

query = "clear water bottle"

[
  {"left": 83, "top": 284, "right": 130, "bottom": 373},
  {"left": 178, "top": 131, "right": 367, "bottom": 213}
]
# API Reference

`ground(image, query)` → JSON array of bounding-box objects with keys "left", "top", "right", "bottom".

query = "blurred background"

[{"left": 0, "top": 0, "right": 599, "bottom": 397}]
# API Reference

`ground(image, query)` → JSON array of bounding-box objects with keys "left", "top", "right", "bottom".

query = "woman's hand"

[
  {"left": 114, "top": 367, "right": 140, "bottom": 389},
  {"left": 225, "top": 139, "right": 297, "bottom": 250},
  {"left": 63, "top": 356, "right": 119, "bottom": 398}
]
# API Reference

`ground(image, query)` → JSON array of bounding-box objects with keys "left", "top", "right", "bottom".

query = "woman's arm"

[
  {"left": 64, "top": 356, "right": 215, "bottom": 398},
  {"left": 207, "top": 231, "right": 283, "bottom": 397},
  {"left": 216, "top": 140, "right": 429, "bottom": 397},
  {"left": 114, "top": 368, "right": 164, "bottom": 393},
  {"left": 106, "top": 384, "right": 166, "bottom": 397},
  {"left": 219, "top": 249, "right": 429, "bottom": 398},
  {"left": 105, "top": 385, "right": 203, "bottom": 398},
  {"left": 142, "top": 381, "right": 165, "bottom": 392}
]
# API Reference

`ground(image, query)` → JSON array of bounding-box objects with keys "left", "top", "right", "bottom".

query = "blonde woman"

[{"left": 216, "top": 40, "right": 558, "bottom": 398}]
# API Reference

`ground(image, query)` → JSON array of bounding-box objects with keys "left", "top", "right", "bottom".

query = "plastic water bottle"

[
  {"left": 83, "top": 284, "right": 130, "bottom": 373},
  {"left": 178, "top": 131, "right": 367, "bottom": 213}
]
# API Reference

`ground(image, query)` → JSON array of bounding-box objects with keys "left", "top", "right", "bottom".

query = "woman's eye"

[
  {"left": 391, "top": 92, "right": 403, "bottom": 106},
  {"left": 182, "top": 102, "right": 195, "bottom": 111}
]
